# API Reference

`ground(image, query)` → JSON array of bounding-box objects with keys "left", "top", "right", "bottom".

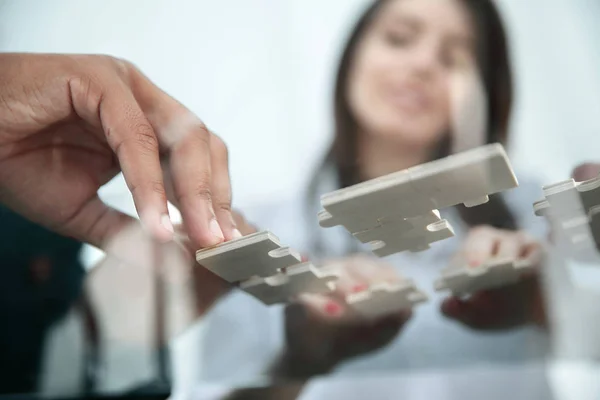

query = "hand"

[
  {"left": 87, "top": 210, "right": 257, "bottom": 344},
  {"left": 278, "top": 256, "right": 411, "bottom": 377},
  {"left": 441, "top": 226, "right": 546, "bottom": 330},
  {"left": 0, "top": 53, "right": 238, "bottom": 251}
]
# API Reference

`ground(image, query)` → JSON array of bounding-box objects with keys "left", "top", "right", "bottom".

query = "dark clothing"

[{"left": 0, "top": 207, "right": 84, "bottom": 394}]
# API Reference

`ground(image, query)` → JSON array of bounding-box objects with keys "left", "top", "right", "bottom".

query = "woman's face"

[{"left": 348, "top": 0, "right": 477, "bottom": 148}]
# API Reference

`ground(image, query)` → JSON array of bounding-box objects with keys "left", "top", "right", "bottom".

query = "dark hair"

[{"left": 308, "top": 0, "right": 517, "bottom": 237}]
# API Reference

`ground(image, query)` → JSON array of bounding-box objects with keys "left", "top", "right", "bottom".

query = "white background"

[{"left": 2, "top": 0, "right": 600, "bottom": 212}]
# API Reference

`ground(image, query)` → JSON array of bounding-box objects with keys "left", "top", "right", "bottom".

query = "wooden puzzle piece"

[
  {"left": 346, "top": 280, "right": 428, "bottom": 320},
  {"left": 318, "top": 143, "right": 518, "bottom": 234},
  {"left": 434, "top": 257, "right": 536, "bottom": 296},
  {"left": 195, "top": 231, "right": 301, "bottom": 283},
  {"left": 533, "top": 179, "right": 587, "bottom": 218},
  {"left": 407, "top": 143, "right": 518, "bottom": 209},
  {"left": 533, "top": 176, "right": 600, "bottom": 256},
  {"left": 352, "top": 211, "right": 455, "bottom": 257},
  {"left": 239, "top": 262, "right": 337, "bottom": 305},
  {"left": 318, "top": 170, "right": 436, "bottom": 232}
]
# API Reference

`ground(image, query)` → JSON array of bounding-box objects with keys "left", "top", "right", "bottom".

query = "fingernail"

[
  {"left": 209, "top": 218, "right": 224, "bottom": 241},
  {"left": 232, "top": 228, "right": 243, "bottom": 239},
  {"left": 352, "top": 284, "right": 369, "bottom": 293},
  {"left": 469, "top": 259, "right": 480, "bottom": 268},
  {"left": 324, "top": 301, "right": 343, "bottom": 316},
  {"left": 161, "top": 214, "right": 174, "bottom": 233}
]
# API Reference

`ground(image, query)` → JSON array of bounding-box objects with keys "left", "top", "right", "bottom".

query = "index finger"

[
  {"left": 94, "top": 81, "right": 173, "bottom": 243},
  {"left": 128, "top": 68, "right": 226, "bottom": 248}
]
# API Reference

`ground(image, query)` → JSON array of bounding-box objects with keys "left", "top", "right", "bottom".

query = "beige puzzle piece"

[
  {"left": 407, "top": 143, "right": 518, "bottom": 210},
  {"left": 239, "top": 262, "right": 337, "bottom": 305},
  {"left": 352, "top": 211, "right": 455, "bottom": 257},
  {"left": 319, "top": 144, "right": 518, "bottom": 235},
  {"left": 346, "top": 280, "right": 428, "bottom": 320},
  {"left": 434, "top": 257, "right": 536, "bottom": 296},
  {"left": 534, "top": 177, "right": 600, "bottom": 257},
  {"left": 195, "top": 231, "right": 301, "bottom": 283}
]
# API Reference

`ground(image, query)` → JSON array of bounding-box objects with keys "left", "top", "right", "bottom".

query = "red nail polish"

[
  {"left": 352, "top": 284, "right": 369, "bottom": 293},
  {"left": 324, "top": 302, "right": 342, "bottom": 316}
]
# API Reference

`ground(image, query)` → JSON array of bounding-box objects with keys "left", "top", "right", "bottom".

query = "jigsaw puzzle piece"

[
  {"left": 408, "top": 143, "right": 518, "bottom": 210},
  {"left": 318, "top": 144, "right": 518, "bottom": 235},
  {"left": 532, "top": 199, "right": 549, "bottom": 217},
  {"left": 239, "top": 262, "right": 337, "bottom": 305},
  {"left": 576, "top": 175, "right": 600, "bottom": 212},
  {"left": 536, "top": 179, "right": 586, "bottom": 217},
  {"left": 434, "top": 257, "right": 536, "bottom": 296},
  {"left": 195, "top": 231, "right": 301, "bottom": 282},
  {"left": 346, "top": 281, "right": 428, "bottom": 320},
  {"left": 352, "top": 211, "right": 455, "bottom": 257},
  {"left": 319, "top": 170, "right": 437, "bottom": 232},
  {"left": 533, "top": 177, "right": 600, "bottom": 258}
]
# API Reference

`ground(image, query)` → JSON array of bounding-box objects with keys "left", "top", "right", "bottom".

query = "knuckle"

[
  {"left": 194, "top": 184, "right": 213, "bottom": 202},
  {"left": 108, "top": 56, "right": 135, "bottom": 76},
  {"left": 133, "top": 122, "right": 158, "bottom": 153},
  {"left": 211, "top": 134, "right": 229, "bottom": 158},
  {"left": 193, "top": 124, "right": 211, "bottom": 148},
  {"left": 68, "top": 73, "right": 103, "bottom": 103},
  {"left": 215, "top": 200, "right": 232, "bottom": 213},
  {"left": 177, "top": 181, "right": 213, "bottom": 204},
  {"left": 130, "top": 179, "right": 166, "bottom": 200},
  {"left": 150, "top": 180, "right": 166, "bottom": 197}
]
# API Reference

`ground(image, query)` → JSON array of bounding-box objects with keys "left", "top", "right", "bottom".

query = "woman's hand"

[
  {"left": 276, "top": 255, "right": 412, "bottom": 378},
  {"left": 441, "top": 226, "right": 546, "bottom": 330}
]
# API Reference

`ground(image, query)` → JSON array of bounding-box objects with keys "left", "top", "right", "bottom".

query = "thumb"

[{"left": 61, "top": 196, "right": 139, "bottom": 256}]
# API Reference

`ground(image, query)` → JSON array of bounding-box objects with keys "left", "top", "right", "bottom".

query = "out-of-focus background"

[
  {"left": 2, "top": 0, "right": 600, "bottom": 211},
  {"left": 3, "top": 1, "right": 600, "bottom": 398}
]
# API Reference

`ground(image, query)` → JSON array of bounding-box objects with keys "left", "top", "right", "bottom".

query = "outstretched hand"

[
  {"left": 279, "top": 256, "right": 411, "bottom": 376},
  {"left": 441, "top": 226, "right": 546, "bottom": 330}
]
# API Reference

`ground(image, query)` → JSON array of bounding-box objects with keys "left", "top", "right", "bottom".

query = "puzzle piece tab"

[
  {"left": 434, "top": 257, "right": 536, "bottom": 296},
  {"left": 352, "top": 211, "right": 455, "bottom": 257},
  {"left": 239, "top": 262, "right": 337, "bottom": 305},
  {"left": 195, "top": 231, "right": 301, "bottom": 283},
  {"left": 407, "top": 143, "right": 518, "bottom": 210},
  {"left": 346, "top": 280, "right": 428, "bottom": 320}
]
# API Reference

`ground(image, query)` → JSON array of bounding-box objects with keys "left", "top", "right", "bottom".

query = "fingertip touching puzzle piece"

[
  {"left": 346, "top": 280, "right": 428, "bottom": 320},
  {"left": 434, "top": 257, "right": 536, "bottom": 296},
  {"left": 196, "top": 231, "right": 338, "bottom": 305}
]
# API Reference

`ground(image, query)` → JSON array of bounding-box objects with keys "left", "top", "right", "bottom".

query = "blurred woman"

[{"left": 198, "top": 0, "right": 549, "bottom": 382}]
